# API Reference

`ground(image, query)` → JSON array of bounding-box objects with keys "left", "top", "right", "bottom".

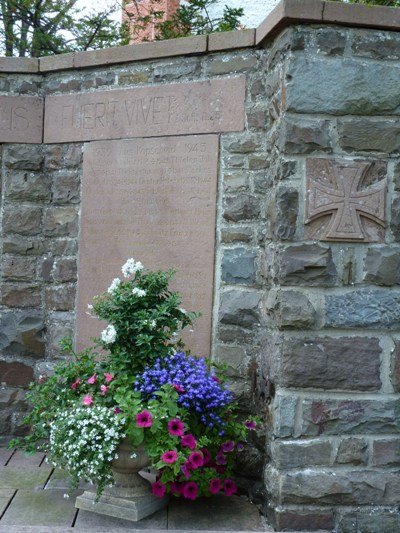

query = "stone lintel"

[
  {"left": 44, "top": 77, "right": 245, "bottom": 143},
  {"left": 0, "top": 96, "right": 43, "bottom": 143}
]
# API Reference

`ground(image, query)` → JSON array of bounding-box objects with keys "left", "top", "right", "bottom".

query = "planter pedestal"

[{"left": 75, "top": 439, "right": 168, "bottom": 522}]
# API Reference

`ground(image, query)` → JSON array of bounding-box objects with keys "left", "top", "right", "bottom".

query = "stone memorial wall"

[{"left": 2, "top": 0, "right": 400, "bottom": 531}]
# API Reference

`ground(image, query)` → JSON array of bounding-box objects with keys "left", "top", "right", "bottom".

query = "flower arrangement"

[{"left": 11, "top": 259, "right": 258, "bottom": 503}]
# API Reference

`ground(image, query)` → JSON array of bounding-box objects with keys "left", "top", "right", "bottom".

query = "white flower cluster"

[
  {"left": 132, "top": 287, "right": 146, "bottom": 297},
  {"left": 49, "top": 405, "right": 126, "bottom": 500},
  {"left": 107, "top": 278, "right": 121, "bottom": 294},
  {"left": 121, "top": 258, "right": 144, "bottom": 278},
  {"left": 101, "top": 324, "right": 117, "bottom": 344}
]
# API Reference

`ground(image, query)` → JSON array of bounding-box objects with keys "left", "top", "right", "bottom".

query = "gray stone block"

[
  {"left": 280, "top": 336, "right": 382, "bottom": 391},
  {"left": 277, "top": 243, "right": 337, "bottom": 287},
  {"left": 221, "top": 248, "right": 257, "bottom": 285},
  {"left": 223, "top": 194, "right": 261, "bottom": 222},
  {"left": 325, "top": 289, "right": 400, "bottom": 329},
  {"left": 338, "top": 118, "right": 400, "bottom": 153},
  {"left": 272, "top": 439, "right": 333, "bottom": 469},
  {"left": 266, "top": 289, "right": 316, "bottom": 329},
  {"left": 339, "top": 508, "right": 400, "bottom": 533},
  {"left": 286, "top": 57, "right": 400, "bottom": 115},
  {"left": 0, "top": 310, "right": 45, "bottom": 359},
  {"left": 301, "top": 398, "right": 400, "bottom": 436},
  {"left": 272, "top": 187, "right": 298, "bottom": 241},
  {"left": 335, "top": 437, "right": 368, "bottom": 466},
  {"left": 363, "top": 246, "right": 400, "bottom": 285},
  {"left": 218, "top": 289, "right": 261, "bottom": 328},
  {"left": 280, "top": 116, "right": 332, "bottom": 154}
]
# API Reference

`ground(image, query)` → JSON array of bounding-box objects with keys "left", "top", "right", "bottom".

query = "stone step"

[{"left": 0, "top": 528, "right": 331, "bottom": 533}]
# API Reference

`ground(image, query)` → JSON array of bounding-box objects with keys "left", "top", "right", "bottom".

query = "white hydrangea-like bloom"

[
  {"left": 107, "top": 278, "right": 121, "bottom": 294},
  {"left": 101, "top": 324, "right": 117, "bottom": 344},
  {"left": 132, "top": 287, "right": 146, "bottom": 297},
  {"left": 121, "top": 258, "right": 144, "bottom": 278}
]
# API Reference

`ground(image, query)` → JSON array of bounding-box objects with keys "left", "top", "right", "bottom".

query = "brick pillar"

[{"left": 124, "top": 0, "right": 181, "bottom": 43}]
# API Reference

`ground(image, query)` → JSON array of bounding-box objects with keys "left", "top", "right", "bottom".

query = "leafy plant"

[{"left": 11, "top": 259, "right": 259, "bottom": 502}]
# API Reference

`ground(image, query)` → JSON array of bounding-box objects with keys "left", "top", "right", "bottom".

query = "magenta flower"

[
  {"left": 211, "top": 375, "right": 221, "bottom": 383},
  {"left": 136, "top": 410, "right": 152, "bottom": 427},
  {"left": 181, "top": 462, "right": 191, "bottom": 479},
  {"left": 201, "top": 448, "right": 211, "bottom": 465},
  {"left": 224, "top": 479, "right": 238, "bottom": 496},
  {"left": 169, "top": 481, "right": 183, "bottom": 494},
  {"left": 114, "top": 406, "right": 121, "bottom": 414},
  {"left": 161, "top": 451, "right": 178, "bottom": 464},
  {"left": 105, "top": 373, "right": 113, "bottom": 383},
  {"left": 171, "top": 383, "right": 185, "bottom": 393},
  {"left": 100, "top": 384, "right": 109, "bottom": 396},
  {"left": 183, "top": 481, "right": 198, "bottom": 501},
  {"left": 168, "top": 418, "right": 185, "bottom": 436},
  {"left": 245, "top": 420, "right": 257, "bottom": 430},
  {"left": 209, "top": 478, "right": 221, "bottom": 495},
  {"left": 181, "top": 434, "right": 197, "bottom": 450},
  {"left": 188, "top": 451, "right": 203, "bottom": 469},
  {"left": 151, "top": 481, "right": 166, "bottom": 498},
  {"left": 82, "top": 394, "right": 93, "bottom": 406},
  {"left": 71, "top": 378, "right": 80, "bottom": 391},
  {"left": 87, "top": 374, "right": 96, "bottom": 384},
  {"left": 221, "top": 441, "right": 235, "bottom": 453},
  {"left": 216, "top": 452, "right": 227, "bottom": 466}
]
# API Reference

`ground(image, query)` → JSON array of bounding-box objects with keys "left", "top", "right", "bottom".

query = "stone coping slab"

[
  {"left": 256, "top": 0, "right": 400, "bottom": 44},
  {"left": 0, "top": 0, "right": 397, "bottom": 73}
]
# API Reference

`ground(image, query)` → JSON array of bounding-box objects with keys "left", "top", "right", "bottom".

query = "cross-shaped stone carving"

[{"left": 305, "top": 159, "right": 386, "bottom": 242}]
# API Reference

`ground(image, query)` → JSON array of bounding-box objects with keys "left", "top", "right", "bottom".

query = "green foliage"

[
  {"left": 0, "top": 0, "right": 128, "bottom": 57},
  {"left": 11, "top": 259, "right": 260, "bottom": 502},
  {"left": 128, "top": 0, "right": 244, "bottom": 41},
  {"left": 336, "top": 0, "right": 400, "bottom": 6},
  {"left": 91, "top": 260, "right": 199, "bottom": 378}
]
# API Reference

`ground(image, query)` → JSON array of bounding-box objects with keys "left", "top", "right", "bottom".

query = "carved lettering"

[
  {"left": 44, "top": 78, "right": 245, "bottom": 143},
  {"left": 0, "top": 96, "right": 43, "bottom": 143}
]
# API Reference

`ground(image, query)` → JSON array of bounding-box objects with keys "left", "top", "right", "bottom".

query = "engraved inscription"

[
  {"left": 305, "top": 159, "right": 387, "bottom": 242},
  {"left": 44, "top": 77, "right": 245, "bottom": 143},
  {"left": 77, "top": 135, "right": 219, "bottom": 358},
  {"left": 0, "top": 96, "right": 43, "bottom": 143}
]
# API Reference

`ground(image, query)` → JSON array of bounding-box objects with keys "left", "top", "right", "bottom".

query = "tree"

[
  {"left": 0, "top": 0, "right": 129, "bottom": 57},
  {"left": 126, "top": 0, "right": 244, "bottom": 42}
]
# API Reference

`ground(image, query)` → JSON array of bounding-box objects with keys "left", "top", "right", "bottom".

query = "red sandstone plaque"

[
  {"left": 44, "top": 77, "right": 245, "bottom": 143},
  {"left": 0, "top": 95, "right": 43, "bottom": 143},
  {"left": 76, "top": 135, "right": 219, "bottom": 358}
]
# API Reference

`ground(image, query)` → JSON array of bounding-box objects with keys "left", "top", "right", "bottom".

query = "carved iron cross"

[{"left": 305, "top": 159, "right": 387, "bottom": 242}]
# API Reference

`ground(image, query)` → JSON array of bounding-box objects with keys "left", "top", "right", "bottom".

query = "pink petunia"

[
  {"left": 87, "top": 374, "right": 96, "bottom": 385},
  {"left": 136, "top": 410, "right": 152, "bottom": 427},
  {"left": 224, "top": 479, "right": 238, "bottom": 496},
  {"left": 71, "top": 378, "right": 81, "bottom": 391},
  {"left": 161, "top": 451, "right": 178, "bottom": 464},
  {"left": 201, "top": 448, "right": 211, "bottom": 465},
  {"left": 209, "top": 478, "right": 221, "bottom": 495},
  {"left": 100, "top": 384, "right": 109, "bottom": 396},
  {"left": 211, "top": 376, "right": 221, "bottom": 383},
  {"left": 151, "top": 481, "right": 166, "bottom": 498},
  {"left": 114, "top": 406, "right": 121, "bottom": 414},
  {"left": 188, "top": 451, "right": 203, "bottom": 469},
  {"left": 82, "top": 394, "right": 93, "bottom": 406},
  {"left": 168, "top": 418, "right": 185, "bottom": 436},
  {"left": 245, "top": 420, "right": 257, "bottom": 430},
  {"left": 181, "top": 434, "right": 197, "bottom": 450},
  {"left": 104, "top": 373, "right": 113, "bottom": 383},
  {"left": 221, "top": 441, "right": 235, "bottom": 453},
  {"left": 183, "top": 481, "right": 198, "bottom": 501}
]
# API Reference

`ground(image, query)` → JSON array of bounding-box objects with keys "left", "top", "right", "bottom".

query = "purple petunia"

[
  {"left": 181, "top": 434, "right": 197, "bottom": 450},
  {"left": 161, "top": 450, "right": 178, "bottom": 464},
  {"left": 209, "top": 478, "right": 221, "bottom": 494},
  {"left": 183, "top": 481, "right": 198, "bottom": 501},
  {"left": 152, "top": 481, "right": 166, "bottom": 497},
  {"left": 187, "top": 451, "right": 203, "bottom": 469},
  {"left": 224, "top": 479, "right": 237, "bottom": 496}
]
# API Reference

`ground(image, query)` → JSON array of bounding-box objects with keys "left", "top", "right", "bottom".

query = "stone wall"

[{"left": 1, "top": 1, "right": 400, "bottom": 531}]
